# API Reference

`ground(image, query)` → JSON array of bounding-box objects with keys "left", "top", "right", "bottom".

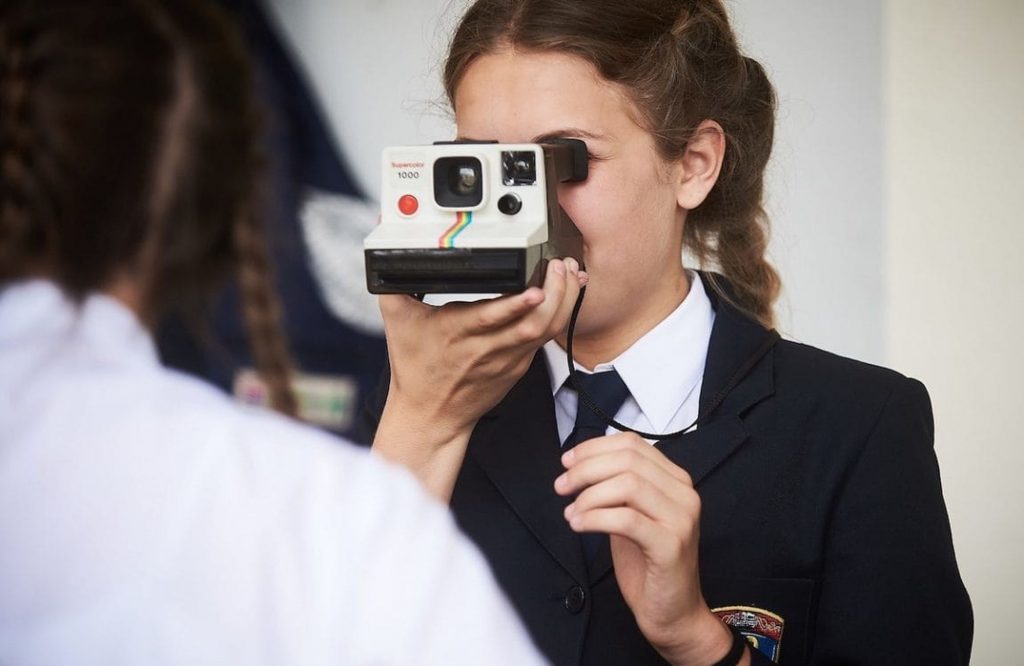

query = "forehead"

[{"left": 453, "top": 49, "right": 642, "bottom": 143}]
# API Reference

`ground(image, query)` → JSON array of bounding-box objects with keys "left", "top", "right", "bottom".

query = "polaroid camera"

[{"left": 364, "top": 139, "right": 587, "bottom": 294}]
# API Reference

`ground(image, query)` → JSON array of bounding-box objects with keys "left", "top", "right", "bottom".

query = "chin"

[{"left": 568, "top": 311, "right": 610, "bottom": 342}]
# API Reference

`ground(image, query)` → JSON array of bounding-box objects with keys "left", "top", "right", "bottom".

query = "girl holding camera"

[{"left": 363, "top": 1, "right": 972, "bottom": 664}]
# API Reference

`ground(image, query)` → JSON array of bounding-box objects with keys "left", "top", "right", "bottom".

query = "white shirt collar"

[
  {"left": 542, "top": 270, "right": 715, "bottom": 434},
  {"left": 0, "top": 280, "right": 159, "bottom": 385}
]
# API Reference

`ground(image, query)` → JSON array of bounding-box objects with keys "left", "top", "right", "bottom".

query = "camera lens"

[
  {"left": 452, "top": 165, "right": 478, "bottom": 196},
  {"left": 434, "top": 156, "right": 484, "bottom": 208}
]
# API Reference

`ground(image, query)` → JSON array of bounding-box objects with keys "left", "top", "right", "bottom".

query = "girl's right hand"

[{"left": 372, "top": 257, "right": 586, "bottom": 500}]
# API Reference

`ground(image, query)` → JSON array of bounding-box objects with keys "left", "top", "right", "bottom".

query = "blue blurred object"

[{"left": 157, "top": 0, "right": 386, "bottom": 436}]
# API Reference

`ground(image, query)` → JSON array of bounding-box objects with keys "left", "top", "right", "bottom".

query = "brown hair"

[
  {"left": 0, "top": 0, "right": 297, "bottom": 414},
  {"left": 444, "top": 0, "right": 781, "bottom": 327}
]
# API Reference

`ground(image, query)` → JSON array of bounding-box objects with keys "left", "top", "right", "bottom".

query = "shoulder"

[
  {"left": 145, "top": 370, "right": 498, "bottom": 620},
  {"left": 81, "top": 361, "right": 433, "bottom": 542},
  {"left": 209, "top": 387, "right": 542, "bottom": 663},
  {"left": 701, "top": 275, "right": 928, "bottom": 419},
  {"left": 773, "top": 338, "right": 927, "bottom": 405},
  {"left": 157, "top": 364, "right": 426, "bottom": 511},
  {"left": 764, "top": 339, "right": 932, "bottom": 453}
]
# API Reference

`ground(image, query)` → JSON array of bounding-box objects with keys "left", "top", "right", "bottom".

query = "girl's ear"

[{"left": 675, "top": 119, "right": 726, "bottom": 210}]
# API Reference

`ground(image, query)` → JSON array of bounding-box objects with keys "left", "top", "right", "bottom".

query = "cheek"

[
  {"left": 557, "top": 171, "right": 632, "bottom": 240},
  {"left": 556, "top": 183, "right": 594, "bottom": 236},
  {"left": 557, "top": 166, "right": 668, "bottom": 245}
]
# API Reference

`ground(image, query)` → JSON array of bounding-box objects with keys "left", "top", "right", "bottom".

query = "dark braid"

[
  {"left": 143, "top": 0, "right": 299, "bottom": 416},
  {"left": 147, "top": 0, "right": 298, "bottom": 416},
  {"left": 1, "top": 4, "right": 53, "bottom": 281},
  {"left": 234, "top": 199, "right": 298, "bottom": 416}
]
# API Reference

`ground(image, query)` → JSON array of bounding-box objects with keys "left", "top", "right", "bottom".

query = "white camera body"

[{"left": 364, "top": 140, "right": 586, "bottom": 294}]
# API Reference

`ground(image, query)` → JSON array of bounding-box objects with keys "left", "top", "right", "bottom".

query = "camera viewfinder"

[{"left": 502, "top": 151, "right": 537, "bottom": 186}]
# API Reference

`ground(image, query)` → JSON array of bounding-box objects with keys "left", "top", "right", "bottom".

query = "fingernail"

[
  {"left": 564, "top": 257, "right": 579, "bottom": 275},
  {"left": 561, "top": 449, "right": 575, "bottom": 466},
  {"left": 577, "top": 270, "right": 589, "bottom": 287},
  {"left": 570, "top": 515, "right": 583, "bottom": 530},
  {"left": 554, "top": 473, "right": 568, "bottom": 492},
  {"left": 552, "top": 260, "right": 567, "bottom": 276},
  {"left": 564, "top": 503, "right": 575, "bottom": 519}
]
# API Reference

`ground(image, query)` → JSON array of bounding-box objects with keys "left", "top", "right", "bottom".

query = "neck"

[
  {"left": 558, "top": 271, "right": 691, "bottom": 370},
  {"left": 103, "top": 275, "right": 150, "bottom": 327}
]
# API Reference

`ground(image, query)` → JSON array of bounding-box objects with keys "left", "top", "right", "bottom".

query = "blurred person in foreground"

[{"left": 0, "top": 1, "right": 565, "bottom": 663}]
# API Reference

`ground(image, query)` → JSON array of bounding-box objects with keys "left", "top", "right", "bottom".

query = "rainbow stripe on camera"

[
  {"left": 438, "top": 211, "right": 473, "bottom": 248},
  {"left": 438, "top": 209, "right": 473, "bottom": 247}
]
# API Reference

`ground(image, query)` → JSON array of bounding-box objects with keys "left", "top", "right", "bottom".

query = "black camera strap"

[{"left": 564, "top": 285, "right": 780, "bottom": 441}]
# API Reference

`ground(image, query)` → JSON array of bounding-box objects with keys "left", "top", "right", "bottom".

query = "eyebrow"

[
  {"left": 531, "top": 129, "right": 607, "bottom": 143},
  {"left": 456, "top": 128, "right": 608, "bottom": 144}
]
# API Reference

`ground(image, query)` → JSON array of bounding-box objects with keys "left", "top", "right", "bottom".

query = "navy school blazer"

[{"left": 353, "top": 278, "right": 972, "bottom": 665}]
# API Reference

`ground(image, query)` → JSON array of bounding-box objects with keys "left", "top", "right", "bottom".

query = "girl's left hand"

[{"left": 554, "top": 433, "right": 738, "bottom": 666}]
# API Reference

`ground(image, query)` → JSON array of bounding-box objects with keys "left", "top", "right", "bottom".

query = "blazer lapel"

[
  {"left": 589, "top": 278, "right": 777, "bottom": 582},
  {"left": 468, "top": 354, "right": 590, "bottom": 583},
  {"left": 697, "top": 274, "right": 777, "bottom": 421}
]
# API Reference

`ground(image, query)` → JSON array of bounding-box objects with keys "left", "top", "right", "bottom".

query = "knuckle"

[
  {"left": 625, "top": 432, "right": 646, "bottom": 446},
  {"left": 679, "top": 512, "right": 697, "bottom": 533},
  {"left": 680, "top": 486, "right": 701, "bottom": 510},
  {"left": 621, "top": 448, "right": 644, "bottom": 468},
  {"left": 675, "top": 519, "right": 696, "bottom": 545},
  {"left": 518, "top": 320, "right": 543, "bottom": 340},
  {"left": 676, "top": 505, "right": 701, "bottom": 539},
  {"left": 475, "top": 310, "right": 498, "bottom": 330},
  {"left": 621, "top": 471, "right": 642, "bottom": 494}
]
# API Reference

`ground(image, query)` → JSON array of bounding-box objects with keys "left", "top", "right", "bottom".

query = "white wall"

[
  {"left": 263, "top": 0, "right": 459, "bottom": 196},
  {"left": 887, "top": 1, "right": 1024, "bottom": 662},
  {"left": 729, "top": 0, "right": 885, "bottom": 364}
]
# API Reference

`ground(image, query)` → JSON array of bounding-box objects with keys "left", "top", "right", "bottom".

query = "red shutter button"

[{"left": 398, "top": 194, "right": 419, "bottom": 216}]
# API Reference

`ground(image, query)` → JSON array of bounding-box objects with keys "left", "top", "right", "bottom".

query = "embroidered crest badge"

[{"left": 711, "top": 605, "right": 784, "bottom": 663}]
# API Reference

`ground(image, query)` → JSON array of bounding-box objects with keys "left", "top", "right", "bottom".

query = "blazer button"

[{"left": 564, "top": 584, "right": 586, "bottom": 614}]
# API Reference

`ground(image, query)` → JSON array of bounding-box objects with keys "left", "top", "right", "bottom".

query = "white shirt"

[
  {"left": 0, "top": 281, "right": 545, "bottom": 666},
  {"left": 542, "top": 271, "right": 715, "bottom": 444}
]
